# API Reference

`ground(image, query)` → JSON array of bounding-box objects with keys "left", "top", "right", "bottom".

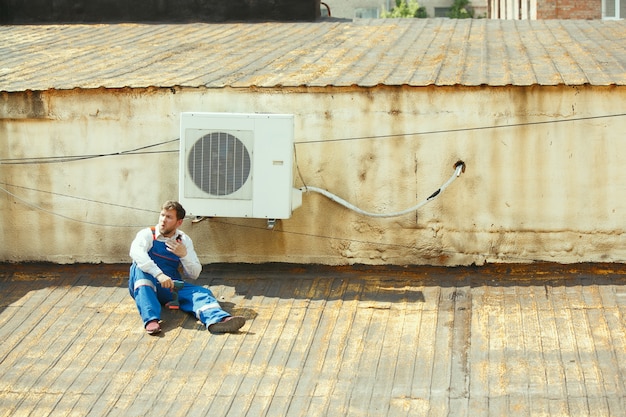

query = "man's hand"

[
  {"left": 166, "top": 238, "right": 188, "bottom": 258},
  {"left": 156, "top": 273, "right": 174, "bottom": 289}
]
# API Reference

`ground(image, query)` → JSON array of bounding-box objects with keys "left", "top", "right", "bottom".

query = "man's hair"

[{"left": 162, "top": 200, "right": 186, "bottom": 220}]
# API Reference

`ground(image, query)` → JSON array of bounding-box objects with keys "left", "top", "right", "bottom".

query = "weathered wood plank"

[
  {"left": 306, "top": 279, "right": 363, "bottom": 417},
  {"left": 504, "top": 286, "right": 529, "bottom": 416},
  {"left": 468, "top": 282, "right": 489, "bottom": 417}
]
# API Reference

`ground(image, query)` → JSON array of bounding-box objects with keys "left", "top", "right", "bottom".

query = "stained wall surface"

[{"left": 1, "top": 84, "right": 624, "bottom": 266}]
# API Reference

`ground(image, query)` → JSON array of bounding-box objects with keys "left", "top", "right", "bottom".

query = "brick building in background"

[{"left": 490, "top": 0, "right": 624, "bottom": 19}]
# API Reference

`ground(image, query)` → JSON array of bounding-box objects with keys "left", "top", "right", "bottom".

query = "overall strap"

[{"left": 148, "top": 227, "right": 181, "bottom": 279}]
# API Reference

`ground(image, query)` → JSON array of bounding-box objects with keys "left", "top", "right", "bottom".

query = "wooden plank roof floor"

[{"left": 2, "top": 262, "right": 626, "bottom": 416}]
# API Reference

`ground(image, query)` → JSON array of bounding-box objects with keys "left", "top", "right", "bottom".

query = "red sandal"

[{"left": 145, "top": 320, "right": 161, "bottom": 335}]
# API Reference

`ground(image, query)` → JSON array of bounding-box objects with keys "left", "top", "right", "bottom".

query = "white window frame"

[
  {"left": 603, "top": 0, "right": 625, "bottom": 19},
  {"left": 489, "top": 0, "right": 537, "bottom": 20}
]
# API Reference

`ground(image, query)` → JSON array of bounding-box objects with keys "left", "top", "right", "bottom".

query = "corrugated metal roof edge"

[{"left": 1, "top": 19, "right": 625, "bottom": 92}]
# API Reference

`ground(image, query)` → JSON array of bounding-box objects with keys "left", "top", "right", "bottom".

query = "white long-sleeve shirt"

[{"left": 129, "top": 225, "right": 202, "bottom": 280}]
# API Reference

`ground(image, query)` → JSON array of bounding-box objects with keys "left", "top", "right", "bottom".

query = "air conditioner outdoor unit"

[{"left": 179, "top": 112, "right": 302, "bottom": 220}]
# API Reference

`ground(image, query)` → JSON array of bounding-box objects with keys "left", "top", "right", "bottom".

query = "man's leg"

[
  {"left": 129, "top": 264, "right": 163, "bottom": 332},
  {"left": 177, "top": 283, "right": 245, "bottom": 333}
]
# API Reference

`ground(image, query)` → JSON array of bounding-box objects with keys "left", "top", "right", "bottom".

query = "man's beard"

[{"left": 159, "top": 225, "right": 175, "bottom": 237}]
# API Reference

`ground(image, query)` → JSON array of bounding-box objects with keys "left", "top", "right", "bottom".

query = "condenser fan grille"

[{"left": 187, "top": 132, "right": 251, "bottom": 196}]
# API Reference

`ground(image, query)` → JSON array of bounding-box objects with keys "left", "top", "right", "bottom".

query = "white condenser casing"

[{"left": 179, "top": 112, "right": 302, "bottom": 219}]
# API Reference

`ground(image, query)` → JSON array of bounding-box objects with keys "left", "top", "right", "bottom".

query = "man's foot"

[
  {"left": 145, "top": 320, "right": 161, "bottom": 335},
  {"left": 208, "top": 316, "right": 245, "bottom": 334}
]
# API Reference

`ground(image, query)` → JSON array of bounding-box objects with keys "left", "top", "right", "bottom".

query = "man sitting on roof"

[{"left": 128, "top": 200, "right": 245, "bottom": 335}]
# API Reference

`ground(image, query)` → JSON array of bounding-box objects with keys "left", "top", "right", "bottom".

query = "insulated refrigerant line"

[{"left": 300, "top": 160, "right": 466, "bottom": 218}]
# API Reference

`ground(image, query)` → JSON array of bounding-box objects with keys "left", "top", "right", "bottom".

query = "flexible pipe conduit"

[{"left": 301, "top": 160, "right": 465, "bottom": 218}]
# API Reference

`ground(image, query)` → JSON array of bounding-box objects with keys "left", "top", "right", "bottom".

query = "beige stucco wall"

[{"left": 1, "top": 85, "right": 624, "bottom": 266}]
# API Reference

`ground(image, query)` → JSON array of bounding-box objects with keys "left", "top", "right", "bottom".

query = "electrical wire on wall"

[
  {"left": 291, "top": 113, "right": 626, "bottom": 145},
  {"left": 0, "top": 138, "right": 179, "bottom": 165},
  {"left": 0, "top": 139, "right": 176, "bottom": 227},
  {"left": 0, "top": 184, "right": 154, "bottom": 228}
]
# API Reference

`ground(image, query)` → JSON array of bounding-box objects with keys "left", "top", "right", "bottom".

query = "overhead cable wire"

[
  {"left": 2, "top": 113, "right": 625, "bottom": 164},
  {"left": 0, "top": 138, "right": 179, "bottom": 165},
  {"left": 0, "top": 181, "right": 158, "bottom": 214},
  {"left": 0, "top": 185, "right": 154, "bottom": 228},
  {"left": 294, "top": 112, "right": 626, "bottom": 144}
]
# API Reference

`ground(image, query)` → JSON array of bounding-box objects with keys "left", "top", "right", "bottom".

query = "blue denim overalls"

[{"left": 129, "top": 228, "right": 229, "bottom": 329}]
